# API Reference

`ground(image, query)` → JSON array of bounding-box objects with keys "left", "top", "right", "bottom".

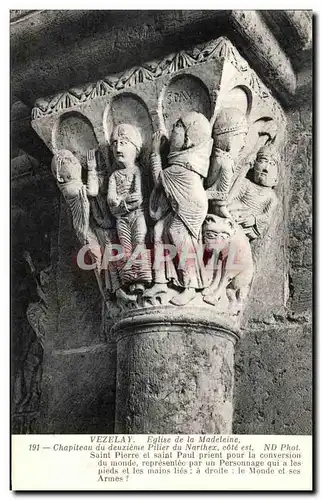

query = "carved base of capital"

[{"left": 112, "top": 306, "right": 240, "bottom": 434}]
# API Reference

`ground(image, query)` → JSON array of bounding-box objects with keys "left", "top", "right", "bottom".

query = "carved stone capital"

[
  {"left": 30, "top": 36, "right": 285, "bottom": 331},
  {"left": 29, "top": 36, "right": 288, "bottom": 433}
]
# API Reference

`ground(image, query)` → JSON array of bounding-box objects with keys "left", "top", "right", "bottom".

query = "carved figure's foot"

[
  {"left": 202, "top": 286, "right": 214, "bottom": 297},
  {"left": 170, "top": 288, "right": 196, "bottom": 306},
  {"left": 202, "top": 289, "right": 223, "bottom": 306},
  {"left": 143, "top": 283, "right": 171, "bottom": 306},
  {"left": 203, "top": 295, "right": 219, "bottom": 306},
  {"left": 143, "top": 283, "right": 168, "bottom": 298},
  {"left": 143, "top": 283, "right": 186, "bottom": 306}
]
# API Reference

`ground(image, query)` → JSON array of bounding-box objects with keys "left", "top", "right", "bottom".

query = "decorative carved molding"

[{"left": 31, "top": 36, "right": 284, "bottom": 124}]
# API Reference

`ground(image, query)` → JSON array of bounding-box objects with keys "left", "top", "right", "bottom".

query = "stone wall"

[
  {"left": 234, "top": 101, "right": 312, "bottom": 434},
  {"left": 286, "top": 103, "right": 312, "bottom": 317}
]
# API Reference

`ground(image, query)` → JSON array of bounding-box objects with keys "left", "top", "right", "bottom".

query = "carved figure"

[
  {"left": 108, "top": 123, "right": 151, "bottom": 294},
  {"left": 86, "top": 149, "right": 121, "bottom": 296},
  {"left": 227, "top": 143, "right": 279, "bottom": 240},
  {"left": 205, "top": 108, "right": 248, "bottom": 218},
  {"left": 147, "top": 111, "right": 213, "bottom": 306},
  {"left": 51, "top": 149, "right": 97, "bottom": 244},
  {"left": 202, "top": 215, "right": 253, "bottom": 311},
  {"left": 51, "top": 149, "right": 109, "bottom": 297}
]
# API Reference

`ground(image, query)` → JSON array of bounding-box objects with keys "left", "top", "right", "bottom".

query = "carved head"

[
  {"left": 51, "top": 149, "right": 82, "bottom": 183},
  {"left": 253, "top": 144, "right": 280, "bottom": 187},
  {"left": 213, "top": 108, "right": 248, "bottom": 161},
  {"left": 111, "top": 123, "right": 142, "bottom": 168},
  {"left": 203, "top": 215, "right": 235, "bottom": 250},
  {"left": 169, "top": 111, "right": 212, "bottom": 153}
]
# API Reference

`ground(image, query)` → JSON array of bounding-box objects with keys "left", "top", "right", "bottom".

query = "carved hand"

[
  {"left": 126, "top": 194, "right": 140, "bottom": 203},
  {"left": 237, "top": 214, "right": 256, "bottom": 227},
  {"left": 86, "top": 149, "right": 97, "bottom": 170},
  {"left": 126, "top": 195, "right": 143, "bottom": 210}
]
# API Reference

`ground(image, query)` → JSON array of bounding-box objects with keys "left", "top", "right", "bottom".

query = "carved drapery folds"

[{"left": 31, "top": 36, "right": 285, "bottom": 328}]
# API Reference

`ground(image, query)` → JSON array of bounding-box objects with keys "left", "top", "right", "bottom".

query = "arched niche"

[
  {"left": 161, "top": 74, "right": 212, "bottom": 134},
  {"left": 219, "top": 85, "right": 252, "bottom": 117},
  {"left": 53, "top": 112, "right": 98, "bottom": 166},
  {"left": 105, "top": 92, "right": 153, "bottom": 154}
]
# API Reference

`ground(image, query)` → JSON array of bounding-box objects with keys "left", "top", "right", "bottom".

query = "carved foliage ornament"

[{"left": 31, "top": 36, "right": 284, "bottom": 124}]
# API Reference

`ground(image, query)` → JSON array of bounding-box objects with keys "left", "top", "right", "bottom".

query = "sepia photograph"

[{"left": 10, "top": 8, "right": 313, "bottom": 491}]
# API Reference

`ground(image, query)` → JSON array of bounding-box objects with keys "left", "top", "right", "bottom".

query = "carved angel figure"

[
  {"left": 146, "top": 111, "right": 213, "bottom": 306},
  {"left": 202, "top": 215, "right": 253, "bottom": 312},
  {"left": 51, "top": 149, "right": 120, "bottom": 297},
  {"left": 205, "top": 108, "right": 248, "bottom": 218},
  {"left": 227, "top": 143, "right": 279, "bottom": 240},
  {"left": 51, "top": 149, "right": 97, "bottom": 244},
  {"left": 107, "top": 123, "right": 151, "bottom": 294}
]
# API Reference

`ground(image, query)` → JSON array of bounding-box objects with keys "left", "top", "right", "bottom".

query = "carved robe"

[
  {"left": 150, "top": 140, "right": 212, "bottom": 289},
  {"left": 59, "top": 177, "right": 121, "bottom": 293},
  {"left": 107, "top": 165, "right": 151, "bottom": 287},
  {"left": 228, "top": 178, "right": 278, "bottom": 240},
  {"left": 59, "top": 180, "right": 90, "bottom": 245},
  {"left": 88, "top": 172, "right": 121, "bottom": 293},
  {"left": 205, "top": 148, "right": 235, "bottom": 205}
]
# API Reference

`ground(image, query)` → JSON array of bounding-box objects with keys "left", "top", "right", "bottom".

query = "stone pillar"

[{"left": 113, "top": 307, "right": 239, "bottom": 434}]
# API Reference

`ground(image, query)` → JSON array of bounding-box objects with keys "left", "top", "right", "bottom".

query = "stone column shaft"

[{"left": 113, "top": 307, "right": 239, "bottom": 434}]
